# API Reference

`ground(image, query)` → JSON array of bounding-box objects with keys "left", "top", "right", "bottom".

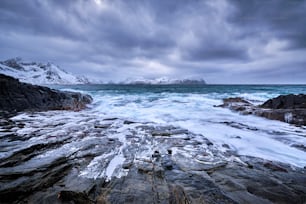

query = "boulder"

[
  {"left": 0, "top": 74, "right": 92, "bottom": 112},
  {"left": 219, "top": 95, "right": 306, "bottom": 126},
  {"left": 260, "top": 94, "right": 306, "bottom": 109}
]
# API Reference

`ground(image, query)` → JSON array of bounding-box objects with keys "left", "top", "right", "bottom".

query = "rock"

[
  {"left": 1, "top": 58, "right": 24, "bottom": 70},
  {"left": 263, "top": 161, "right": 288, "bottom": 172},
  {"left": 123, "top": 120, "right": 136, "bottom": 125},
  {"left": 291, "top": 144, "right": 306, "bottom": 152},
  {"left": 260, "top": 94, "right": 306, "bottom": 109},
  {"left": 217, "top": 98, "right": 254, "bottom": 114},
  {"left": 220, "top": 97, "right": 251, "bottom": 106},
  {"left": 209, "top": 157, "right": 306, "bottom": 204},
  {"left": 222, "top": 144, "right": 230, "bottom": 149},
  {"left": 219, "top": 95, "right": 306, "bottom": 125},
  {"left": 0, "top": 157, "right": 72, "bottom": 203},
  {"left": 152, "top": 150, "right": 161, "bottom": 158},
  {"left": 58, "top": 190, "right": 94, "bottom": 203},
  {"left": 0, "top": 74, "right": 92, "bottom": 112},
  {"left": 1, "top": 113, "right": 306, "bottom": 204},
  {"left": 167, "top": 149, "right": 172, "bottom": 155}
]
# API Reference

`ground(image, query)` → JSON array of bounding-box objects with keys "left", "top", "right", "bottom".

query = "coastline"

[
  {"left": 0, "top": 77, "right": 306, "bottom": 203},
  {"left": 0, "top": 110, "right": 305, "bottom": 203}
]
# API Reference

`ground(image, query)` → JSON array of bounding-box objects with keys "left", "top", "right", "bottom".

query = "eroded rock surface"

[
  {"left": 0, "top": 74, "right": 92, "bottom": 112},
  {"left": 219, "top": 95, "right": 306, "bottom": 126},
  {"left": 0, "top": 111, "right": 305, "bottom": 204}
]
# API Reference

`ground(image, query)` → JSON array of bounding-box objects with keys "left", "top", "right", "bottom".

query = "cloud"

[
  {"left": 0, "top": 0, "right": 305, "bottom": 83},
  {"left": 229, "top": 0, "right": 306, "bottom": 50}
]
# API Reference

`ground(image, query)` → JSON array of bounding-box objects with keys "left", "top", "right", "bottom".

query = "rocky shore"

[
  {"left": 219, "top": 94, "right": 306, "bottom": 126},
  {"left": 0, "top": 74, "right": 92, "bottom": 113},
  {"left": 0, "top": 79, "right": 305, "bottom": 204},
  {"left": 0, "top": 111, "right": 305, "bottom": 204}
]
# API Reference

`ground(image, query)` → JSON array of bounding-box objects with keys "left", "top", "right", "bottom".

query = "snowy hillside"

[
  {"left": 0, "top": 58, "right": 89, "bottom": 85},
  {"left": 120, "top": 77, "right": 206, "bottom": 85}
]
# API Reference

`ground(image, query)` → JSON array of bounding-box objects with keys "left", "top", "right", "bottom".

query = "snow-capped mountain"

[
  {"left": 0, "top": 58, "right": 89, "bottom": 85},
  {"left": 119, "top": 77, "right": 206, "bottom": 85}
]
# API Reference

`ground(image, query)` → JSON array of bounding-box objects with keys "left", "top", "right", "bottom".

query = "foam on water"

[{"left": 57, "top": 85, "right": 306, "bottom": 167}]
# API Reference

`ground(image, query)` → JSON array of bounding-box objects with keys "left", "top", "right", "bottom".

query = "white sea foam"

[
  {"left": 89, "top": 90, "right": 306, "bottom": 167},
  {"left": 105, "top": 153, "right": 125, "bottom": 181},
  {"left": 6, "top": 86, "right": 305, "bottom": 181}
]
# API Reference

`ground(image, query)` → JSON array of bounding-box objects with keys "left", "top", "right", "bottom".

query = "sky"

[{"left": 0, "top": 0, "right": 306, "bottom": 84}]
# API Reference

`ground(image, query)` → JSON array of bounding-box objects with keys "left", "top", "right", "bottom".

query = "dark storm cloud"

[
  {"left": 229, "top": 0, "right": 306, "bottom": 49},
  {"left": 183, "top": 42, "right": 248, "bottom": 61},
  {"left": 0, "top": 1, "right": 83, "bottom": 39},
  {"left": 0, "top": 0, "right": 305, "bottom": 83}
]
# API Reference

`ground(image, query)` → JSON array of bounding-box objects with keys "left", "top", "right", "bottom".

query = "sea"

[{"left": 50, "top": 84, "right": 306, "bottom": 168}]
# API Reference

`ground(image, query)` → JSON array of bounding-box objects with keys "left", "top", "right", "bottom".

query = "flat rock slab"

[{"left": 0, "top": 111, "right": 305, "bottom": 204}]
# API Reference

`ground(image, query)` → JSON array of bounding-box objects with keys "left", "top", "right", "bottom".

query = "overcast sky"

[{"left": 0, "top": 0, "right": 305, "bottom": 83}]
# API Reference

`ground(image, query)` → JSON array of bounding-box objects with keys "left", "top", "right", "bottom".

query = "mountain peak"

[{"left": 0, "top": 58, "right": 89, "bottom": 85}]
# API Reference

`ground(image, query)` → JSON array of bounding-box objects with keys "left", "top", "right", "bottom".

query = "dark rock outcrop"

[
  {"left": 218, "top": 97, "right": 254, "bottom": 113},
  {"left": 260, "top": 94, "right": 306, "bottom": 109},
  {"left": 0, "top": 58, "right": 24, "bottom": 70},
  {"left": 218, "top": 94, "right": 306, "bottom": 125},
  {"left": 0, "top": 74, "right": 92, "bottom": 112}
]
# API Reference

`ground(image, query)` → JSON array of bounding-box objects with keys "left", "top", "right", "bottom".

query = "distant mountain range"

[
  {"left": 0, "top": 58, "right": 206, "bottom": 85},
  {"left": 0, "top": 58, "right": 89, "bottom": 85},
  {"left": 119, "top": 77, "right": 206, "bottom": 85}
]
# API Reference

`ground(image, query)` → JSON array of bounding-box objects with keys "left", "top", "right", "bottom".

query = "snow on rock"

[
  {"left": 0, "top": 58, "right": 89, "bottom": 85},
  {"left": 119, "top": 76, "right": 206, "bottom": 85}
]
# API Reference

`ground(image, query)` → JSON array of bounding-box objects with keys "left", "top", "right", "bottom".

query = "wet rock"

[
  {"left": 0, "top": 143, "right": 49, "bottom": 167},
  {"left": 103, "top": 117, "right": 118, "bottom": 121},
  {"left": 206, "top": 141, "right": 214, "bottom": 146},
  {"left": 151, "top": 125, "right": 189, "bottom": 137},
  {"left": 222, "top": 121, "right": 259, "bottom": 131},
  {"left": 219, "top": 95, "right": 306, "bottom": 125},
  {"left": 123, "top": 120, "right": 136, "bottom": 125},
  {"left": 260, "top": 94, "right": 306, "bottom": 109},
  {"left": 291, "top": 144, "right": 306, "bottom": 152},
  {"left": 220, "top": 97, "right": 251, "bottom": 106},
  {"left": 58, "top": 190, "right": 95, "bottom": 203},
  {"left": 94, "top": 123, "right": 111, "bottom": 129},
  {"left": 152, "top": 150, "right": 161, "bottom": 158},
  {"left": 222, "top": 144, "right": 230, "bottom": 149},
  {"left": 167, "top": 149, "right": 172, "bottom": 155},
  {"left": 152, "top": 130, "right": 172, "bottom": 136},
  {"left": 254, "top": 109, "right": 306, "bottom": 125},
  {"left": 168, "top": 185, "right": 190, "bottom": 204},
  {"left": 122, "top": 161, "right": 133, "bottom": 169},
  {"left": 263, "top": 161, "right": 288, "bottom": 172},
  {"left": 210, "top": 158, "right": 306, "bottom": 204},
  {"left": 136, "top": 161, "right": 154, "bottom": 173},
  {"left": 0, "top": 74, "right": 92, "bottom": 112},
  {"left": 217, "top": 98, "right": 254, "bottom": 115},
  {"left": 0, "top": 157, "right": 72, "bottom": 203},
  {"left": 163, "top": 162, "right": 173, "bottom": 170},
  {"left": 1, "top": 113, "right": 306, "bottom": 204},
  {"left": 99, "top": 150, "right": 236, "bottom": 204}
]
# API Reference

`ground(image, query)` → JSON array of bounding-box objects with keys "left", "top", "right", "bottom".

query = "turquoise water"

[{"left": 51, "top": 84, "right": 306, "bottom": 96}]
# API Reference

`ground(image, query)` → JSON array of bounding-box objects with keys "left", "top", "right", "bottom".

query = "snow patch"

[{"left": 0, "top": 58, "right": 89, "bottom": 85}]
